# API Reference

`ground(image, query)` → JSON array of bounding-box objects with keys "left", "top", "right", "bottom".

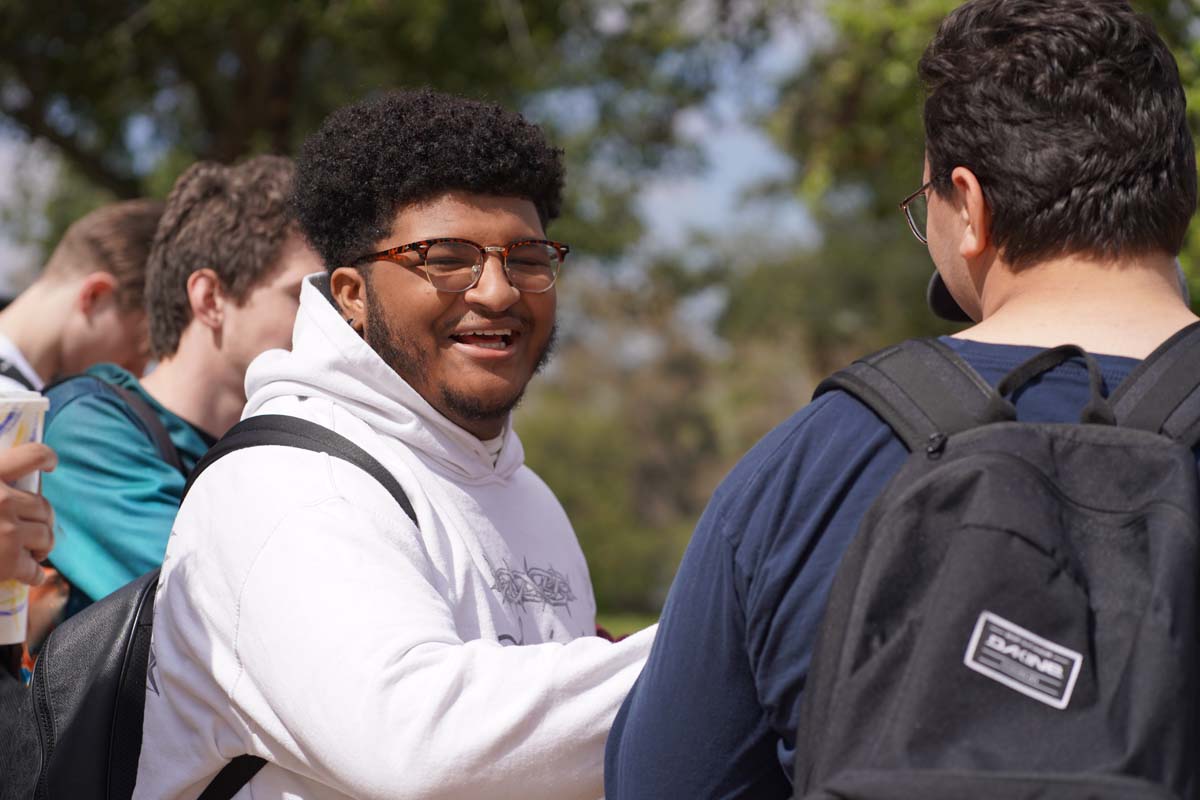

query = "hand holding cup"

[{"left": 0, "top": 442, "right": 56, "bottom": 586}]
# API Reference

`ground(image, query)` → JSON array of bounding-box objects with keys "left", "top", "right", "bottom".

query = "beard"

[
  {"left": 362, "top": 278, "right": 557, "bottom": 429},
  {"left": 435, "top": 323, "right": 557, "bottom": 426}
]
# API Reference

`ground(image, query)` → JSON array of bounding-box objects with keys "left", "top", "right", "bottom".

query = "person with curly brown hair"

[
  {"left": 136, "top": 89, "right": 653, "bottom": 800},
  {"left": 41, "top": 155, "right": 320, "bottom": 616}
]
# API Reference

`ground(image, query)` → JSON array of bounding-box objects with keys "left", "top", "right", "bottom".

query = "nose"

[{"left": 463, "top": 253, "right": 520, "bottom": 311}]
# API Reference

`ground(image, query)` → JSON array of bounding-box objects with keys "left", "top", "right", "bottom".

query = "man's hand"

[{"left": 0, "top": 443, "right": 56, "bottom": 586}]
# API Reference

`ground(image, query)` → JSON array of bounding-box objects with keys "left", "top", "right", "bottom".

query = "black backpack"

[
  {"left": 793, "top": 327, "right": 1200, "bottom": 800},
  {"left": 5, "top": 414, "right": 417, "bottom": 800}
]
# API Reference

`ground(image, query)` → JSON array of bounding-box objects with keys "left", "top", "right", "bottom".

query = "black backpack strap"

[
  {"left": 196, "top": 755, "right": 268, "bottom": 800},
  {"left": 813, "top": 338, "right": 1012, "bottom": 452},
  {"left": 47, "top": 374, "right": 187, "bottom": 476},
  {"left": 182, "top": 415, "right": 418, "bottom": 798},
  {"left": 182, "top": 414, "right": 418, "bottom": 525},
  {"left": 104, "top": 382, "right": 187, "bottom": 476},
  {"left": 0, "top": 358, "right": 36, "bottom": 390},
  {"left": 1110, "top": 321, "right": 1200, "bottom": 447},
  {"left": 108, "top": 569, "right": 160, "bottom": 798}
]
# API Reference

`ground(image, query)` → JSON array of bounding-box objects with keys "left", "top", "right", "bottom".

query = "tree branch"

[
  {"left": 169, "top": 46, "right": 228, "bottom": 161},
  {"left": 0, "top": 102, "right": 141, "bottom": 199},
  {"left": 263, "top": 17, "right": 309, "bottom": 154}
]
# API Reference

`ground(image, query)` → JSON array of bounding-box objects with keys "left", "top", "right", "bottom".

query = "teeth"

[{"left": 452, "top": 329, "right": 514, "bottom": 349}]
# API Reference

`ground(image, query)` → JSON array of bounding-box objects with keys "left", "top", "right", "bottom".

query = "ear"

[
  {"left": 75, "top": 272, "right": 118, "bottom": 317},
  {"left": 330, "top": 267, "right": 368, "bottom": 333},
  {"left": 185, "top": 268, "right": 226, "bottom": 331},
  {"left": 951, "top": 166, "right": 991, "bottom": 260}
]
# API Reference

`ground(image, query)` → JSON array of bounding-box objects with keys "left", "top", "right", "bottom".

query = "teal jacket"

[{"left": 43, "top": 364, "right": 214, "bottom": 609}]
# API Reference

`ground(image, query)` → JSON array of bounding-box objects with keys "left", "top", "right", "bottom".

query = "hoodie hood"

[{"left": 244, "top": 273, "right": 525, "bottom": 482}]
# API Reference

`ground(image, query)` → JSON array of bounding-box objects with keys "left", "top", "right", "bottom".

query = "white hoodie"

[{"left": 134, "top": 275, "right": 655, "bottom": 800}]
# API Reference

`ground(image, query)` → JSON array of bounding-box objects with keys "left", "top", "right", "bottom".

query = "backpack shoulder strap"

[
  {"left": 181, "top": 415, "right": 418, "bottom": 799},
  {"left": 184, "top": 413, "right": 418, "bottom": 525},
  {"left": 0, "top": 358, "right": 36, "bottom": 391},
  {"left": 107, "top": 569, "right": 160, "bottom": 798},
  {"left": 104, "top": 382, "right": 187, "bottom": 476},
  {"left": 813, "top": 338, "right": 1009, "bottom": 452},
  {"left": 197, "top": 755, "right": 268, "bottom": 800},
  {"left": 47, "top": 375, "right": 186, "bottom": 476},
  {"left": 1110, "top": 321, "right": 1200, "bottom": 447}
]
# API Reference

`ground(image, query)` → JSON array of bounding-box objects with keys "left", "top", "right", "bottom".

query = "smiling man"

[
  {"left": 135, "top": 89, "right": 654, "bottom": 800},
  {"left": 333, "top": 191, "right": 562, "bottom": 442}
]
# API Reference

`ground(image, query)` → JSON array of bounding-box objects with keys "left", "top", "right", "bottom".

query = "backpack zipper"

[{"left": 31, "top": 646, "right": 54, "bottom": 800}]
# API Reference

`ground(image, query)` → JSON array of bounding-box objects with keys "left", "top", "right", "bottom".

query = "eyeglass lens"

[
  {"left": 423, "top": 241, "right": 560, "bottom": 292},
  {"left": 907, "top": 193, "right": 929, "bottom": 243}
]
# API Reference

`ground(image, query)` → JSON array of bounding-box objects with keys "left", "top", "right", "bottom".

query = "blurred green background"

[{"left": 2, "top": 1, "right": 1198, "bottom": 632}]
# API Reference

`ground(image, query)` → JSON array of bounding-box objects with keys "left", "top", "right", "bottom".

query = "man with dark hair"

[
  {"left": 136, "top": 89, "right": 653, "bottom": 799},
  {"left": 605, "top": 1, "right": 1199, "bottom": 797},
  {"left": 42, "top": 155, "right": 319, "bottom": 614},
  {"left": 0, "top": 199, "right": 163, "bottom": 392}
]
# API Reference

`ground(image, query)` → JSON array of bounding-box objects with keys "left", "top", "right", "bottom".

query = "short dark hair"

[
  {"left": 919, "top": 0, "right": 1196, "bottom": 268},
  {"left": 45, "top": 199, "right": 164, "bottom": 313},
  {"left": 146, "top": 155, "right": 297, "bottom": 357},
  {"left": 292, "top": 89, "right": 565, "bottom": 270}
]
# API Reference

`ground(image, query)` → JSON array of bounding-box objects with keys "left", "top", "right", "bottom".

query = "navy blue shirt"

[{"left": 604, "top": 338, "right": 1176, "bottom": 800}]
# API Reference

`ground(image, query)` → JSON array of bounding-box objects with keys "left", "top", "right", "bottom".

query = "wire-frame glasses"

[{"left": 900, "top": 181, "right": 933, "bottom": 244}]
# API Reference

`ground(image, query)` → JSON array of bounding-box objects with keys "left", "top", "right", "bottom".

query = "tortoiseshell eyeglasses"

[{"left": 349, "top": 237, "right": 570, "bottom": 293}]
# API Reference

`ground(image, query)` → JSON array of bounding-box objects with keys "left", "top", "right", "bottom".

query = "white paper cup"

[{"left": 0, "top": 391, "right": 49, "bottom": 645}]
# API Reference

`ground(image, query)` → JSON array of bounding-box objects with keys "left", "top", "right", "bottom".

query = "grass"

[{"left": 596, "top": 611, "right": 659, "bottom": 638}]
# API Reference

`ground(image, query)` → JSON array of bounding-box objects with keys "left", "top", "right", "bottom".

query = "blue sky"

[{"left": 639, "top": 15, "right": 819, "bottom": 251}]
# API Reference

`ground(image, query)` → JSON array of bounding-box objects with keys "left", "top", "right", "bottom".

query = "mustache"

[{"left": 439, "top": 312, "right": 534, "bottom": 336}]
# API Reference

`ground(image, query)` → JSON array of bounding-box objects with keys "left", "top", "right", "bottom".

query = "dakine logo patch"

[{"left": 963, "top": 611, "right": 1083, "bottom": 710}]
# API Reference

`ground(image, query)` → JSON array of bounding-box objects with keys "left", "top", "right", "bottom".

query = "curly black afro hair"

[{"left": 292, "top": 88, "right": 565, "bottom": 270}]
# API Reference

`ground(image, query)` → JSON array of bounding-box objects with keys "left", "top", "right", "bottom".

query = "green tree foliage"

[{"left": 0, "top": 0, "right": 775, "bottom": 254}]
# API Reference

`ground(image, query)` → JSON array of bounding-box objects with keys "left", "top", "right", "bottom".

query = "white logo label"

[{"left": 963, "top": 611, "right": 1083, "bottom": 710}]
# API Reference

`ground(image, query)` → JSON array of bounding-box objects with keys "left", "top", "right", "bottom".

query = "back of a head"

[
  {"left": 291, "top": 88, "right": 565, "bottom": 271},
  {"left": 919, "top": 0, "right": 1197, "bottom": 268},
  {"left": 43, "top": 199, "right": 165, "bottom": 312},
  {"left": 145, "top": 155, "right": 296, "bottom": 358}
]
